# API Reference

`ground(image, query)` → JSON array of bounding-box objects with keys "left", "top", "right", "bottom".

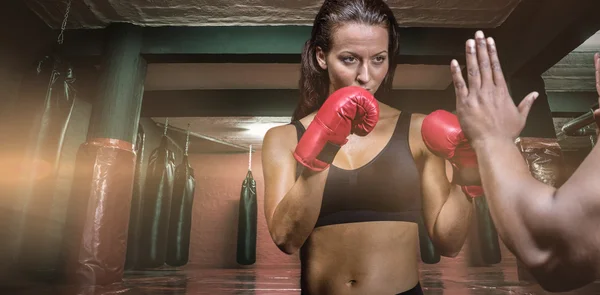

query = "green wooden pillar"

[
  {"left": 61, "top": 23, "right": 147, "bottom": 286},
  {"left": 88, "top": 23, "right": 147, "bottom": 143}
]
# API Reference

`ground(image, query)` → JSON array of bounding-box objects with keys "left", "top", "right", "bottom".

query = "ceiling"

[
  {"left": 154, "top": 117, "right": 290, "bottom": 153},
  {"left": 156, "top": 30, "right": 600, "bottom": 153},
  {"left": 144, "top": 63, "right": 455, "bottom": 91},
  {"left": 23, "top": 0, "right": 599, "bottom": 153},
  {"left": 25, "top": 0, "right": 521, "bottom": 29},
  {"left": 145, "top": 62, "right": 457, "bottom": 152}
]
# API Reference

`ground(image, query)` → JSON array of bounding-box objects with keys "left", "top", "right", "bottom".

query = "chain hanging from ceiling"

[{"left": 57, "top": 0, "right": 72, "bottom": 45}]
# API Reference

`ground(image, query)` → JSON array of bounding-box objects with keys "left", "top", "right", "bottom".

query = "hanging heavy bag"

[
  {"left": 137, "top": 133, "right": 176, "bottom": 269},
  {"left": 417, "top": 215, "right": 440, "bottom": 264},
  {"left": 475, "top": 197, "right": 501, "bottom": 264},
  {"left": 16, "top": 55, "right": 77, "bottom": 272},
  {"left": 60, "top": 138, "right": 136, "bottom": 285},
  {"left": 166, "top": 127, "right": 196, "bottom": 267},
  {"left": 467, "top": 196, "right": 502, "bottom": 267},
  {"left": 165, "top": 154, "right": 196, "bottom": 267},
  {"left": 237, "top": 146, "right": 257, "bottom": 265},
  {"left": 125, "top": 124, "right": 146, "bottom": 270}
]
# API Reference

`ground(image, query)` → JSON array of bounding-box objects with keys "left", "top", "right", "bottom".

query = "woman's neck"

[{"left": 377, "top": 101, "right": 400, "bottom": 119}]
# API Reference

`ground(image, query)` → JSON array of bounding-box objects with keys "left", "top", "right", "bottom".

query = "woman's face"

[{"left": 316, "top": 23, "right": 390, "bottom": 96}]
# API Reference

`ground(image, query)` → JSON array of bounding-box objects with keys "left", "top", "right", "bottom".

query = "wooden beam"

[
  {"left": 62, "top": 26, "right": 473, "bottom": 65},
  {"left": 156, "top": 122, "right": 250, "bottom": 152},
  {"left": 548, "top": 91, "right": 599, "bottom": 115},
  {"left": 542, "top": 51, "right": 597, "bottom": 92},
  {"left": 158, "top": 123, "right": 253, "bottom": 154},
  {"left": 493, "top": 0, "right": 600, "bottom": 77},
  {"left": 141, "top": 89, "right": 298, "bottom": 117},
  {"left": 142, "top": 26, "right": 309, "bottom": 55},
  {"left": 140, "top": 89, "right": 453, "bottom": 117}
]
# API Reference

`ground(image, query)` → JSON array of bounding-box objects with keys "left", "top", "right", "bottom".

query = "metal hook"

[
  {"left": 248, "top": 144, "right": 252, "bottom": 171},
  {"left": 163, "top": 118, "right": 169, "bottom": 136},
  {"left": 185, "top": 123, "right": 191, "bottom": 156}
]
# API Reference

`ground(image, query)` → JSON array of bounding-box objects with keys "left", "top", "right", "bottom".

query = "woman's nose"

[{"left": 356, "top": 63, "right": 371, "bottom": 85}]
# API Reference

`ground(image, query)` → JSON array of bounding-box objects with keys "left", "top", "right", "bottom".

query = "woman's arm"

[
  {"left": 264, "top": 87, "right": 379, "bottom": 255},
  {"left": 262, "top": 125, "right": 328, "bottom": 255},
  {"left": 413, "top": 115, "right": 474, "bottom": 257}
]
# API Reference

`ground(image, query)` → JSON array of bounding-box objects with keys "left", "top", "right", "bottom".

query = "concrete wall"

[{"left": 185, "top": 151, "right": 300, "bottom": 268}]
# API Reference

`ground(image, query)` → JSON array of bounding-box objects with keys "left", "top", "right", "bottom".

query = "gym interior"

[{"left": 1, "top": 0, "right": 600, "bottom": 294}]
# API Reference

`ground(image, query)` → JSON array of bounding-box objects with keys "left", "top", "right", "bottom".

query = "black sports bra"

[{"left": 292, "top": 111, "right": 422, "bottom": 227}]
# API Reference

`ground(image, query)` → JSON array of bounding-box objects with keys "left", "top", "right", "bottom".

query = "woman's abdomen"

[{"left": 301, "top": 221, "right": 420, "bottom": 295}]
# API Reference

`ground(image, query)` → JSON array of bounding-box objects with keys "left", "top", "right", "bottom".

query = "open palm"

[{"left": 452, "top": 31, "right": 538, "bottom": 145}]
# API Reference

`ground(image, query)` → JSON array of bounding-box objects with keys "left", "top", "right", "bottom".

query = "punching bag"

[
  {"left": 418, "top": 215, "right": 440, "bottom": 264},
  {"left": 236, "top": 146, "right": 257, "bottom": 265},
  {"left": 475, "top": 197, "right": 501, "bottom": 264},
  {"left": 125, "top": 124, "right": 146, "bottom": 270},
  {"left": 16, "top": 54, "right": 77, "bottom": 271},
  {"left": 469, "top": 197, "right": 502, "bottom": 266},
  {"left": 137, "top": 121, "right": 176, "bottom": 269},
  {"left": 166, "top": 126, "right": 196, "bottom": 267},
  {"left": 61, "top": 138, "right": 136, "bottom": 285}
]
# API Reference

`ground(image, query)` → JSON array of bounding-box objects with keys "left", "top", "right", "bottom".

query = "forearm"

[
  {"left": 432, "top": 184, "right": 473, "bottom": 257},
  {"left": 269, "top": 168, "right": 328, "bottom": 254},
  {"left": 554, "top": 140, "right": 600, "bottom": 208},
  {"left": 472, "top": 138, "right": 557, "bottom": 266}
]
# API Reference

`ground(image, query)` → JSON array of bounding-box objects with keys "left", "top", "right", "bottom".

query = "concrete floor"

[
  {"left": 5, "top": 263, "right": 600, "bottom": 295},
  {"left": 3, "top": 235, "right": 599, "bottom": 295}
]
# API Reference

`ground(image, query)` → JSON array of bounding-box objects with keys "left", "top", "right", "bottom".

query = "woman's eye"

[
  {"left": 374, "top": 56, "right": 386, "bottom": 64},
  {"left": 342, "top": 56, "right": 357, "bottom": 64}
]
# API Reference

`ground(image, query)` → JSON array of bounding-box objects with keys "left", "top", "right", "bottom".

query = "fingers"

[
  {"left": 451, "top": 59, "right": 469, "bottom": 101},
  {"left": 475, "top": 31, "right": 493, "bottom": 87},
  {"left": 595, "top": 52, "right": 600, "bottom": 97},
  {"left": 486, "top": 37, "right": 507, "bottom": 88},
  {"left": 517, "top": 92, "right": 539, "bottom": 118},
  {"left": 465, "top": 39, "right": 481, "bottom": 90}
]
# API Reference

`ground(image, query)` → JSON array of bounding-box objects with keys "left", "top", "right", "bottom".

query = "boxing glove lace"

[
  {"left": 421, "top": 110, "right": 483, "bottom": 198},
  {"left": 294, "top": 86, "right": 379, "bottom": 172}
]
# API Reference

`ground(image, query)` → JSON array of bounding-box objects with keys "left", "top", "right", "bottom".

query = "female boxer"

[
  {"left": 262, "top": 0, "right": 482, "bottom": 294},
  {"left": 453, "top": 30, "right": 600, "bottom": 292}
]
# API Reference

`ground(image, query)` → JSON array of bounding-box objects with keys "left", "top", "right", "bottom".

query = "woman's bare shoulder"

[
  {"left": 407, "top": 112, "right": 428, "bottom": 156},
  {"left": 263, "top": 123, "right": 298, "bottom": 153},
  {"left": 409, "top": 112, "right": 426, "bottom": 125}
]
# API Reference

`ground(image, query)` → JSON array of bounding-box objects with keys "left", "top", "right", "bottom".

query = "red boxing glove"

[
  {"left": 421, "top": 110, "right": 483, "bottom": 198},
  {"left": 294, "top": 86, "right": 379, "bottom": 171},
  {"left": 594, "top": 108, "right": 600, "bottom": 129}
]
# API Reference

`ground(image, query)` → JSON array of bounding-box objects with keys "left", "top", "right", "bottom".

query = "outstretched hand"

[{"left": 451, "top": 31, "right": 539, "bottom": 145}]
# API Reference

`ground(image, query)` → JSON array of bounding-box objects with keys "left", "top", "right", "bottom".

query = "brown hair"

[{"left": 292, "top": 0, "right": 400, "bottom": 121}]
